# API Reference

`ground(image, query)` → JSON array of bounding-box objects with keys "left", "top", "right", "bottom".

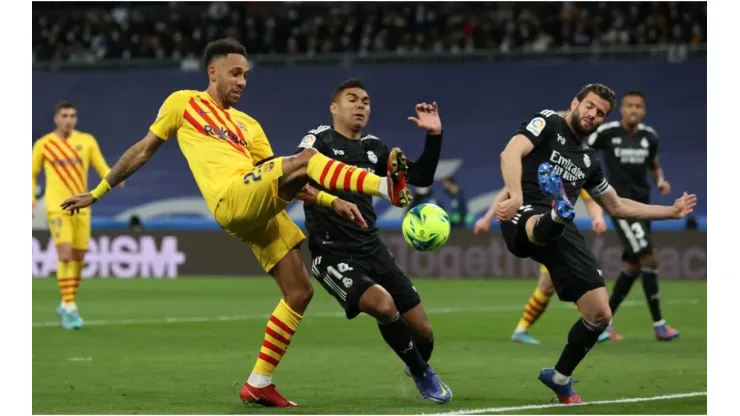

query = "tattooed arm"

[
  {"left": 104, "top": 132, "right": 164, "bottom": 187},
  {"left": 60, "top": 131, "right": 164, "bottom": 213}
]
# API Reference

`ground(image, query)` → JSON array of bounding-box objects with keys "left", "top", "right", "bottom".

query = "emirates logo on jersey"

[{"left": 549, "top": 150, "right": 586, "bottom": 183}]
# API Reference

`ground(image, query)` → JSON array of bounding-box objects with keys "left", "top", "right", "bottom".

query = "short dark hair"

[
  {"left": 54, "top": 100, "right": 75, "bottom": 114},
  {"left": 622, "top": 90, "right": 646, "bottom": 103},
  {"left": 332, "top": 79, "right": 367, "bottom": 102},
  {"left": 443, "top": 176, "right": 457, "bottom": 185},
  {"left": 203, "top": 38, "right": 247, "bottom": 69},
  {"left": 575, "top": 84, "right": 616, "bottom": 113}
]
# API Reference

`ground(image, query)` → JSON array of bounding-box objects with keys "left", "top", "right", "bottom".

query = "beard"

[{"left": 570, "top": 109, "right": 598, "bottom": 137}]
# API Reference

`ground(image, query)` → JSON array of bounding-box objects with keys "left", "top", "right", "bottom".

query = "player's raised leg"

[
  {"left": 512, "top": 265, "right": 554, "bottom": 345},
  {"left": 280, "top": 148, "right": 411, "bottom": 207}
]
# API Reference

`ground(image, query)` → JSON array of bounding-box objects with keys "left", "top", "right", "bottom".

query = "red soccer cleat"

[
  {"left": 605, "top": 326, "right": 624, "bottom": 341},
  {"left": 386, "top": 147, "right": 412, "bottom": 208},
  {"left": 240, "top": 383, "right": 298, "bottom": 408},
  {"left": 556, "top": 393, "right": 583, "bottom": 404}
]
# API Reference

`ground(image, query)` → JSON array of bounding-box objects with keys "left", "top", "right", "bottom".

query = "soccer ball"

[{"left": 402, "top": 203, "right": 451, "bottom": 252}]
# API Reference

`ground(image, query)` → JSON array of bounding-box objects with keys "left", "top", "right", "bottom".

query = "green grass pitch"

[{"left": 33, "top": 278, "right": 706, "bottom": 414}]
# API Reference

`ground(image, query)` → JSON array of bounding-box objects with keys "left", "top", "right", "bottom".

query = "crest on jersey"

[
  {"left": 76, "top": 144, "right": 83, "bottom": 151},
  {"left": 342, "top": 277, "right": 353, "bottom": 288},
  {"left": 641, "top": 138, "right": 649, "bottom": 148},
  {"left": 583, "top": 154, "right": 591, "bottom": 168},
  {"left": 612, "top": 137, "right": 622, "bottom": 145},
  {"left": 236, "top": 120, "right": 247, "bottom": 130},
  {"left": 299, "top": 134, "right": 316, "bottom": 149},
  {"left": 367, "top": 151, "right": 378, "bottom": 164},
  {"left": 526, "top": 117, "right": 546, "bottom": 137}
]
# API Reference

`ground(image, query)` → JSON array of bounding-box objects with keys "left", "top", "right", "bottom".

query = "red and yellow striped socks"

[
  {"left": 248, "top": 299, "right": 303, "bottom": 388},
  {"left": 306, "top": 152, "right": 387, "bottom": 198},
  {"left": 69, "top": 261, "right": 83, "bottom": 302},
  {"left": 515, "top": 288, "right": 552, "bottom": 333},
  {"left": 56, "top": 261, "right": 76, "bottom": 309}
]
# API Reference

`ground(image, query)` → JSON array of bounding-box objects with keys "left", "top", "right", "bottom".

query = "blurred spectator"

[
  {"left": 407, "top": 186, "right": 435, "bottom": 212},
  {"left": 33, "top": 2, "right": 706, "bottom": 63},
  {"left": 441, "top": 177, "right": 470, "bottom": 229}
]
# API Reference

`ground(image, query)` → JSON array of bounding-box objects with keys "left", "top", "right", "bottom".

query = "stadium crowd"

[{"left": 33, "top": 2, "right": 706, "bottom": 63}]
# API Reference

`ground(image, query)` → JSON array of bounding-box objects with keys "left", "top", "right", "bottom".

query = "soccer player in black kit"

[
  {"left": 293, "top": 79, "right": 451, "bottom": 404},
  {"left": 494, "top": 84, "right": 696, "bottom": 403},
  {"left": 586, "top": 91, "right": 679, "bottom": 343}
]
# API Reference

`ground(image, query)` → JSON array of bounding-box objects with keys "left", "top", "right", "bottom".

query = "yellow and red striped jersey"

[
  {"left": 32, "top": 130, "right": 111, "bottom": 213},
  {"left": 149, "top": 90, "right": 274, "bottom": 213}
]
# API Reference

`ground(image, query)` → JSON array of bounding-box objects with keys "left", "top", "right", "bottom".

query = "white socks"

[
  {"left": 247, "top": 372, "right": 272, "bottom": 388},
  {"left": 377, "top": 179, "right": 389, "bottom": 200},
  {"left": 551, "top": 209, "right": 568, "bottom": 224},
  {"left": 553, "top": 369, "right": 571, "bottom": 385}
]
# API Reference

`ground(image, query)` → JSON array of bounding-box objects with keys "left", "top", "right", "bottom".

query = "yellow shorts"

[
  {"left": 47, "top": 209, "right": 91, "bottom": 250},
  {"left": 214, "top": 158, "right": 306, "bottom": 273},
  {"left": 539, "top": 264, "right": 549, "bottom": 275}
]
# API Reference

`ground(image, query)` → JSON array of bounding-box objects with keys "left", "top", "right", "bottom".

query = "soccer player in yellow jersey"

[
  {"left": 60, "top": 38, "right": 412, "bottom": 408},
  {"left": 474, "top": 189, "right": 607, "bottom": 344},
  {"left": 32, "top": 101, "right": 121, "bottom": 330}
]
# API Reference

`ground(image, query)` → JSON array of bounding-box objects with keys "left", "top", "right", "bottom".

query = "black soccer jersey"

[
  {"left": 515, "top": 109, "right": 611, "bottom": 207},
  {"left": 295, "top": 125, "right": 442, "bottom": 256},
  {"left": 586, "top": 121, "right": 659, "bottom": 203}
]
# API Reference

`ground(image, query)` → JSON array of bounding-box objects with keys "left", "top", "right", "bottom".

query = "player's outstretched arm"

[
  {"left": 593, "top": 187, "right": 696, "bottom": 221},
  {"left": 60, "top": 132, "right": 164, "bottom": 214},
  {"left": 649, "top": 155, "right": 671, "bottom": 196},
  {"left": 473, "top": 187, "right": 509, "bottom": 234},
  {"left": 406, "top": 102, "right": 443, "bottom": 187},
  {"left": 582, "top": 192, "right": 607, "bottom": 234},
  {"left": 32, "top": 141, "right": 44, "bottom": 210}
]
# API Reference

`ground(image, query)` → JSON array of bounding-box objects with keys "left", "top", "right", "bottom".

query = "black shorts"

[
  {"left": 611, "top": 217, "right": 654, "bottom": 263},
  {"left": 501, "top": 205, "right": 605, "bottom": 302},
  {"left": 309, "top": 246, "right": 421, "bottom": 319}
]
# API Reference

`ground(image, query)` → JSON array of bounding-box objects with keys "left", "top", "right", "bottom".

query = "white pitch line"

[
  {"left": 424, "top": 391, "right": 707, "bottom": 415},
  {"left": 32, "top": 298, "right": 699, "bottom": 328}
]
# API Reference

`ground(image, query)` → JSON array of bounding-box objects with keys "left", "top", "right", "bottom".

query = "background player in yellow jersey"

[
  {"left": 60, "top": 38, "right": 412, "bottom": 408},
  {"left": 32, "top": 101, "right": 121, "bottom": 330},
  {"left": 475, "top": 189, "right": 607, "bottom": 344}
]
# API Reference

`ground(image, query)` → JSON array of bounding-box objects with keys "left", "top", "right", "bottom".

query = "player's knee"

[
  {"left": 539, "top": 281, "right": 555, "bottom": 297},
  {"left": 360, "top": 286, "right": 399, "bottom": 321},
  {"left": 640, "top": 252, "right": 658, "bottom": 269},
  {"left": 56, "top": 245, "right": 73, "bottom": 262},
  {"left": 624, "top": 261, "right": 641, "bottom": 274},
  {"left": 415, "top": 321, "right": 434, "bottom": 342},
  {"left": 285, "top": 284, "right": 314, "bottom": 312},
  {"left": 584, "top": 307, "right": 612, "bottom": 327}
]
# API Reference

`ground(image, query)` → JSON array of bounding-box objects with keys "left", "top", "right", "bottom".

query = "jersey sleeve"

[
  {"left": 586, "top": 129, "right": 607, "bottom": 149},
  {"left": 149, "top": 91, "right": 186, "bottom": 140},
  {"left": 295, "top": 127, "right": 329, "bottom": 154},
  {"left": 515, "top": 111, "right": 556, "bottom": 147},
  {"left": 32, "top": 140, "right": 44, "bottom": 200},
  {"left": 249, "top": 123, "right": 275, "bottom": 164},
  {"left": 370, "top": 138, "right": 391, "bottom": 177},
  {"left": 649, "top": 132, "right": 659, "bottom": 159},
  {"left": 88, "top": 136, "right": 112, "bottom": 179},
  {"left": 584, "top": 162, "right": 612, "bottom": 198}
]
